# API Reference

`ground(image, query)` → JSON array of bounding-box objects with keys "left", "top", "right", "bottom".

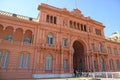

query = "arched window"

[
  {"left": 6, "top": 35, "right": 13, "bottom": 41},
  {"left": 23, "top": 37, "right": 31, "bottom": 43},
  {"left": 45, "top": 54, "right": 52, "bottom": 70},
  {"left": 23, "top": 30, "right": 32, "bottom": 43},
  {"left": 100, "top": 58, "right": 105, "bottom": 71},
  {"left": 0, "top": 51, "right": 9, "bottom": 68},
  {"left": 47, "top": 33, "right": 53, "bottom": 44},
  {"left": 98, "top": 43, "right": 102, "bottom": 52}
]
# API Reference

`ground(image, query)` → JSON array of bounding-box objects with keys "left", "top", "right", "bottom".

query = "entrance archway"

[{"left": 73, "top": 40, "right": 85, "bottom": 72}]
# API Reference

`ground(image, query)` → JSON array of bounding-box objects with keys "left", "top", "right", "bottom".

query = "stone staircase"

[{"left": 2, "top": 77, "right": 100, "bottom": 80}]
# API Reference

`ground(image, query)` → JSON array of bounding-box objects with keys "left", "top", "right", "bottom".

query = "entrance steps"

[{"left": 2, "top": 77, "right": 100, "bottom": 80}]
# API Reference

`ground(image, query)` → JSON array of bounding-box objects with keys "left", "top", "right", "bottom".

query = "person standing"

[{"left": 74, "top": 69, "right": 77, "bottom": 77}]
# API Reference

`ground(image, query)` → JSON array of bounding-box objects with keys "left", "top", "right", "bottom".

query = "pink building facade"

[{"left": 0, "top": 3, "right": 120, "bottom": 79}]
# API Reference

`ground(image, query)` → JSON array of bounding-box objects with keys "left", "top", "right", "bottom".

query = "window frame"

[
  {"left": 63, "top": 38, "right": 68, "bottom": 47},
  {"left": 2, "top": 52, "right": 9, "bottom": 68},
  {"left": 18, "top": 53, "right": 30, "bottom": 69},
  {"left": 63, "top": 59, "right": 68, "bottom": 72},
  {"left": 47, "top": 33, "right": 53, "bottom": 45},
  {"left": 45, "top": 54, "right": 52, "bottom": 71}
]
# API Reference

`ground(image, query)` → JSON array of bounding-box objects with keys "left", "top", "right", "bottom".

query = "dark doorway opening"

[{"left": 73, "top": 41, "right": 85, "bottom": 72}]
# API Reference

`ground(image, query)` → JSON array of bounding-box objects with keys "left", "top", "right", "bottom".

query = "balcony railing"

[
  {"left": 40, "top": 43, "right": 59, "bottom": 49},
  {"left": 0, "top": 10, "right": 37, "bottom": 21},
  {"left": 0, "top": 39, "right": 33, "bottom": 46},
  {"left": 82, "top": 72, "right": 120, "bottom": 79}
]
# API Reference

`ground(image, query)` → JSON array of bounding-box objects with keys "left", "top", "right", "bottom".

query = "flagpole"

[
  {"left": 75, "top": 0, "right": 77, "bottom": 9},
  {"left": 46, "top": 0, "right": 48, "bottom": 4}
]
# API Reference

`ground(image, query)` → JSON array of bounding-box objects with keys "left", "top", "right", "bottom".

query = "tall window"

[
  {"left": 118, "top": 49, "right": 120, "bottom": 54},
  {"left": 24, "top": 54, "right": 30, "bottom": 68},
  {"left": 114, "top": 48, "right": 118, "bottom": 55},
  {"left": 50, "top": 16, "right": 53, "bottom": 23},
  {"left": 63, "top": 59, "right": 68, "bottom": 71},
  {"left": 81, "top": 24, "right": 83, "bottom": 31},
  {"left": 0, "top": 51, "right": 9, "bottom": 68},
  {"left": 98, "top": 43, "right": 102, "bottom": 52},
  {"left": 46, "top": 15, "right": 49, "bottom": 22},
  {"left": 74, "top": 22, "right": 76, "bottom": 29},
  {"left": 18, "top": 53, "right": 24, "bottom": 68},
  {"left": 69, "top": 21, "right": 73, "bottom": 28},
  {"left": 45, "top": 54, "right": 52, "bottom": 70},
  {"left": 109, "top": 59, "right": 114, "bottom": 70},
  {"left": 93, "top": 60, "right": 97, "bottom": 70},
  {"left": 84, "top": 25, "right": 87, "bottom": 32},
  {"left": 18, "top": 53, "right": 30, "bottom": 69},
  {"left": 63, "top": 38, "right": 67, "bottom": 47},
  {"left": 100, "top": 59, "right": 105, "bottom": 71},
  {"left": 54, "top": 17, "right": 57, "bottom": 24},
  {"left": 116, "top": 60, "right": 120, "bottom": 69},
  {"left": 0, "top": 51, "right": 2, "bottom": 62},
  {"left": 107, "top": 47, "right": 112, "bottom": 54},
  {"left": 47, "top": 33, "right": 53, "bottom": 44},
  {"left": 77, "top": 23, "right": 80, "bottom": 30},
  {"left": 90, "top": 43, "right": 94, "bottom": 51}
]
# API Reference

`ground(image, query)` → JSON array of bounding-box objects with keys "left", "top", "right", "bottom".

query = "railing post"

[
  {"left": 106, "top": 72, "right": 109, "bottom": 80},
  {"left": 92, "top": 72, "right": 95, "bottom": 78}
]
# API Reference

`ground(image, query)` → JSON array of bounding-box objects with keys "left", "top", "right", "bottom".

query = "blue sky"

[{"left": 0, "top": 0, "right": 120, "bottom": 37}]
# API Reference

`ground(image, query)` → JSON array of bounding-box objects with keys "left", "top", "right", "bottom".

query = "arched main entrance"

[{"left": 73, "top": 40, "right": 85, "bottom": 72}]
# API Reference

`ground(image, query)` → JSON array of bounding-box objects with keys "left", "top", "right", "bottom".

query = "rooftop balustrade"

[{"left": 0, "top": 10, "right": 37, "bottom": 21}]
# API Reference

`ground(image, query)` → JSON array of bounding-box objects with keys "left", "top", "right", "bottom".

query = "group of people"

[
  {"left": 74, "top": 69, "right": 82, "bottom": 77},
  {"left": 74, "top": 69, "right": 91, "bottom": 77}
]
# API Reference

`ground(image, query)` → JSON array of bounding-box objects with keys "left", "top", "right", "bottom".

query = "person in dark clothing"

[
  {"left": 79, "top": 70, "right": 82, "bottom": 76},
  {"left": 74, "top": 69, "right": 77, "bottom": 77}
]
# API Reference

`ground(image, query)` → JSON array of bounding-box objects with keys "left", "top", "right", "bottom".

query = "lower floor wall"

[
  {"left": 0, "top": 71, "right": 73, "bottom": 79},
  {"left": 32, "top": 73, "right": 73, "bottom": 78},
  {"left": 0, "top": 72, "right": 32, "bottom": 79}
]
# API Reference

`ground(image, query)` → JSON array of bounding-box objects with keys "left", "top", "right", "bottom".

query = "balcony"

[
  {"left": 90, "top": 49, "right": 108, "bottom": 56},
  {"left": 40, "top": 43, "right": 59, "bottom": 50}
]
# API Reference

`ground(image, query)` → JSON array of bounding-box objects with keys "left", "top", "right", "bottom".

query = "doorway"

[{"left": 73, "top": 40, "right": 85, "bottom": 72}]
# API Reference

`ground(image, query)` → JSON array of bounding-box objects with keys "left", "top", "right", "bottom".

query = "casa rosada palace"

[{"left": 0, "top": 3, "right": 120, "bottom": 79}]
